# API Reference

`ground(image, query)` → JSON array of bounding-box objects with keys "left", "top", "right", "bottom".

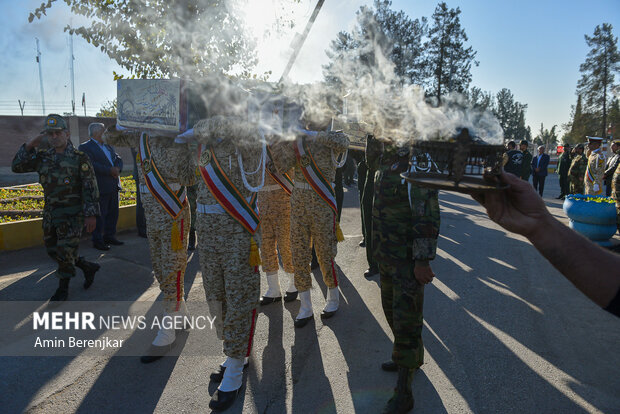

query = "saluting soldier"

[
  {"left": 370, "top": 135, "right": 440, "bottom": 414},
  {"left": 612, "top": 151, "right": 620, "bottom": 234},
  {"left": 568, "top": 143, "right": 587, "bottom": 195},
  {"left": 104, "top": 124, "right": 195, "bottom": 362},
  {"left": 11, "top": 114, "right": 101, "bottom": 301},
  {"left": 584, "top": 136, "right": 606, "bottom": 195}
]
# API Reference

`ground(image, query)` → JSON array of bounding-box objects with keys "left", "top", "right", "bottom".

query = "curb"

[{"left": 0, "top": 204, "right": 137, "bottom": 251}]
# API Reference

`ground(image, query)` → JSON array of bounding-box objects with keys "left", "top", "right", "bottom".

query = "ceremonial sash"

[
  {"left": 266, "top": 146, "right": 293, "bottom": 195},
  {"left": 198, "top": 146, "right": 260, "bottom": 235},
  {"left": 294, "top": 138, "right": 337, "bottom": 213},
  {"left": 139, "top": 133, "right": 187, "bottom": 219}
]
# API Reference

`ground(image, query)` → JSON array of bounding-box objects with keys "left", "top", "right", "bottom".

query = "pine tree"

[
  {"left": 424, "top": 2, "right": 478, "bottom": 103},
  {"left": 576, "top": 23, "right": 620, "bottom": 137}
]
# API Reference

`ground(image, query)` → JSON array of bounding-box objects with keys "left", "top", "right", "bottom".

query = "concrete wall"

[{"left": 0, "top": 115, "right": 133, "bottom": 168}]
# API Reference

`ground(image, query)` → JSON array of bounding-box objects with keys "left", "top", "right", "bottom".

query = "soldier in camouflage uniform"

[
  {"left": 568, "top": 144, "right": 587, "bottom": 195},
  {"left": 584, "top": 136, "right": 606, "bottom": 196},
  {"left": 189, "top": 115, "right": 264, "bottom": 411},
  {"left": 11, "top": 114, "right": 101, "bottom": 302},
  {"left": 104, "top": 124, "right": 195, "bottom": 362},
  {"left": 362, "top": 134, "right": 379, "bottom": 277},
  {"left": 611, "top": 140, "right": 620, "bottom": 233},
  {"left": 369, "top": 135, "right": 440, "bottom": 414},
  {"left": 187, "top": 184, "right": 198, "bottom": 250},
  {"left": 271, "top": 125, "right": 349, "bottom": 328},
  {"left": 258, "top": 137, "right": 296, "bottom": 306}
]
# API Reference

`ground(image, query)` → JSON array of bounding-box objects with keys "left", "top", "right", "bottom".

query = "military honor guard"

[
  {"left": 271, "top": 118, "right": 349, "bottom": 328},
  {"left": 190, "top": 115, "right": 265, "bottom": 411},
  {"left": 584, "top": 136, "right": 606, "bottom": 196},
  {"left": 258, "top": 135, "right": 297, "bottom": 305},
  {"left": 556, "top": 143, "right": 572, "bottom": 199},
  {"left": 103, "top": 124, "right": 195, "bottom": 362},
  {"left": 11, "top": 114, "right": 101, "bottom": 301}
]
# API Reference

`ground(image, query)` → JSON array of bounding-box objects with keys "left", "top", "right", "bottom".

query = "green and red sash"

[
  {"left": 198, "top": 145, "right": 260, "bottom": 234},
  {"left": 266, "top": 145, "right": 293, "bottom": 195},
  {"left": 294, "top": 137, "right": 337, "bottom": 213},
  {"left": 139, "top": 133, "right": 187, "bottom": 219}
]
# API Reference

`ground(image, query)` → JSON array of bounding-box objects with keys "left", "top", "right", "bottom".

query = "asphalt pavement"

[{"left": 1, "top": 174, "right": 619, "bottom": 414}]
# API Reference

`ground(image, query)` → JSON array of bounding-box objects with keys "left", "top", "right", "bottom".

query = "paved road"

[{"left": 1, "top": 175, "right": 619, "bottom": 413}]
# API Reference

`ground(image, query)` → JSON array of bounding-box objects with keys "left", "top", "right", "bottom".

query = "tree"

[
  {"left": 424, "top": 2, "right": 478, "bottom": 103},
  {"left": 29, "top": 1, "right": 297, "bottom": 79},
  {"left": 97, "top": 100, "right": 117, "bottom": 118},
  {"left": 323, "top": 1, "right": 426, "bottom": 89},
  {"left": 466, "top": 86, "right": 494, "bottom": 111},
  {"left": 534, "top": 123, "right": 558, "bottom": 148},
  {"left": 494, "top": 88, "right": 528, "bottom": 142},
  {"left": 576, "top": 23, "right": 620, "bottom": 137}
]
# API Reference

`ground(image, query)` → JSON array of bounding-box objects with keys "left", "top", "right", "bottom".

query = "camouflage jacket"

[
  {"left": 11, "top": 143, "right": 100, "bottom": 218},
  {"left": 193, "top": 116, "right": 264, "bottom": 205},
  {"left": 103, "top": 125, "right": 196, "bottom": 188},
  {"left": 270, "top": 131, "right": 349, "bottom": 185},
  {"left": 568, "top": 154, "right": 587, "bottom": 184},
  {"left": 372, "top": 141, "right": 440, "bottom": 263},
  {"left": 520, "top": 150, "right": 533, "bottom": 180}
]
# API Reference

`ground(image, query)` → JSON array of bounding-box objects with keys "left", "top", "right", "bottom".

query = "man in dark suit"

[
  {"left": 531, "top": 145, "right": 550, "bottom": 197},
  {"left": 79, "top": 123, "right": 124, "bottom": 250}
]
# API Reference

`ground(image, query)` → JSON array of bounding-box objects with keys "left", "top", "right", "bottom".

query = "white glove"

[
  {"left": 593, "top": 183, "right": 600, "bottom": 193},
  {"left": 115, "top": 123, "right": 130, "bottom": 131},
  {"left": 174, "top": 128, "right": 194, "bottom": 144}
]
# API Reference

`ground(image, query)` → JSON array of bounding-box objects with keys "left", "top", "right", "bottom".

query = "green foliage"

[
  {"left": 576, "top": 23, "right": 620, "bottom": 137},
  {"left": 424, "top": 2, "right": 478, "bottom": 102},
  {"left": 533, "top": 123, "right": 558, "bottom": 148},
  {"left": 28, "top": 0, "right": 267, "bottom": 79},
  {"left": 96, "top": 99, "right": 117, "bottom": 118},
  {"left": 486, "top": 88, "right": 528, "bottom": 142},
  {"left": 0, "top": 177, "right": 137, "bottom": 223}
]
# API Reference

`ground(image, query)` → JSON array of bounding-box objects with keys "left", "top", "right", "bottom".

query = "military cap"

[
  {"left": 586, "top": 136, "right": 603, "bottom": 142},
  {"left": 42, "top": 114, "right": 68, "bottom": 132},
  {"left": 611, "top": 139, "right": 620, "bottom": 145},
  {"left": 576, "top": 143, "right": 585, "bottom": 149},
  {"left": 519, "top": 140, "right": 528, "bottom": 146},
  {"left": 562, "top": 143, "right": 571, "bottom": 147}
]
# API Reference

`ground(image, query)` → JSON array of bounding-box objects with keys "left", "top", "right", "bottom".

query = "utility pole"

[
  {"left": 35, "top": 38, "right": 46, "bottom": 115},
  {"left": 279, "top": 0, "right": 325, "bottom": 83},
  {"left": 18, "top": 100, "right": 26, "bottom": 116},
  {"left": 82, "top": 93, "right": 86, "bottom": 116},
  {"left": 69, "top": 33, "right": 76, "bottom": 115}
]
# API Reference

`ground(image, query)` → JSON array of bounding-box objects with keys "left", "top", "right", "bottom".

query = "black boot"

[
  {"left": 188, "top": 229, "right": 196, "bottom": 251},
  {"left": 50, "top": 279, "right": 70, "bottom": 302},
  {"left": 76, "top": 257, "right": 100, "bottom": 289},
  {"left": 382, "top": 366, "right": 414, "bottom": 414},
  {"left": 381, "top": 360, "right": 398, "bottom": 372}
]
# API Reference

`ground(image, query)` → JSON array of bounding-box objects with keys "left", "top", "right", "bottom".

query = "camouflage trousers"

[
  {"left": 142, "top": 192, "right": 190, "bottom": 314},
  {"left": 197, "top": 212, "right": 259, "bottom": 359},
  {"left": 569, "top": 178, "right": 584, "bottom": 195},
  {"left": 258, "top": 189, "right": 293, "bottom": 274},
  {"left": 43, "top": 215, "right": 83, "bottom": 280},
  {"left": 290, "top": 189, "right": 339, "bottom": 292},
  {"left": 379, "top": 259, "right": 425, "bottom": 369}
]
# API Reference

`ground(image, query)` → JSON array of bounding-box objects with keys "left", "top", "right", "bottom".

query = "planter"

[{"left": 563, "top": 195, "right": 617, "bottom": 246}]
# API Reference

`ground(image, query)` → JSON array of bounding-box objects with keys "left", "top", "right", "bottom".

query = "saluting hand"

[{"left": 84, "top": 216, "right": 96, "bottom": 233}]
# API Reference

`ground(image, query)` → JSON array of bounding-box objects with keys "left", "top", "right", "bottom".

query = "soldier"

[
  {"left": 104, "top": 124, "right": 195, "bottom": 363},
  {"left": 370, "top": 135, "right": 440, "bottom": 414},
  {"left": 362, "top": 134, "right": 379, "bottom": 278},
  {"left": 556, "top": 143, "right": 572, "bottom": 199},
  {"left": 612, "top": 150, "right": 620, "bottom": 233},
  {"left": 568, "top": 144, "right": 587, "bottom": 195},
  {"left": 186, "top": 183, "right": 198, "bottom": 251},
  {"left": 259, "top": 135, "right": 297, "bottom": 306},
  {"left": 519, "top": 140, "right": 533, "bottom": 181},
  {"left": 604, "top": 139, "right": 619, "bottom": 197},
  {"left": 357, "top": 157, "right": 368, "bottom": 248},
  {"left": 271, "top": 120, "right": 349, "bottom": 327},
  {"left": 11, "top": 114, "right": 101, "bottom": 301},
  {"left": 189, "top": 115, "right": 264, "bottom": 411},
  {"left": 584, "top": 136, "right": 606, "bottom": 196}
]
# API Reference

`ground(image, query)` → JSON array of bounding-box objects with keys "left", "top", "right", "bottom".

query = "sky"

[{"left": 1, "top": 0, "right": 619, "bottom": 138}]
